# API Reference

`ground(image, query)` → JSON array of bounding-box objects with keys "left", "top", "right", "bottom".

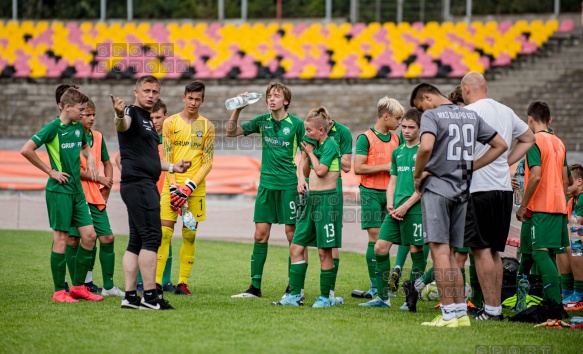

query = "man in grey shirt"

[
  {"left": 410, "top": 83, "right": 507, "bottom": 327},
  {"left": 461, "top": 72, "right": 535, "bottom": 321}
]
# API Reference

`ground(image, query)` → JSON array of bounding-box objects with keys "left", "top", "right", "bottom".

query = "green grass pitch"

[{"left": 1, "top": 230, "right": 580, "bottom": 353}]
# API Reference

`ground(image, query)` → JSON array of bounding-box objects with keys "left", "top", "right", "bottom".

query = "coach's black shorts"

[
  {"left": 464, "top": 190, "right": 512, "bottom": 252},
  {"left": 120, "top": 180, "right": 162, "bottom": 255}
]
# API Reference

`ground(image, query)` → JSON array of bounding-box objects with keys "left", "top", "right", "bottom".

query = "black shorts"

[
  {"left": 120, "top": 180, "right": 162, "bottom": 255},
  {"left": 464, "top": 190, "right": 512, "bottom": 252}
]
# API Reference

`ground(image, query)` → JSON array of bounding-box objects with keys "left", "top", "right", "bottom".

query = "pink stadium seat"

[
  {"left": 341, "top": 54, "right": 361, "bottom": 78},
  {"left": 192, "top": 59, "right": 210, "bottom": 78},
  {"left": 388, "top": 63, "right": 406, "bottom": 78},
  {"left": 349, "top": 23, "right": 367, "bottom": 37},
  {"left": 147, "top": 23, "right": 170, "bottom": 43},
  {"left": 29, "top": 28, "right": 54, "bottom": 47},
  {"left": 558, "top": 19, "right": 575, "bottom": 33},
  {"left": 371, "top": 27, "right": 389, "bottom": 44},
  {"left": 38, "top": 54, "right": 69, "bottom": 78},
  {"left": 492, "top": 53, "right": 511, "bottom": 67},
  {"left": 290, "top": 23, "right": 308, "bottom": 38},
  {"left": 420, "top": 62, "right": 438, "bottom": 78},
  {"left": 411, "top": 22, "right": 424, "bottom": 32},
  {"left": 13, "top": 50, "right": 32, "bottom": 78},
  {"left": 478, "top": 56, "right": 491, "bottom": 70},
  {"left": 498, "top": 21, "right": 513, "bottom": 34},
  {"left": 73, "top": 60, "right": 92, "bottom": 78}
]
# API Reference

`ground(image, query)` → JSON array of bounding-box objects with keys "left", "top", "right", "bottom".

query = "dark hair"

[
  {"left": 409, "top": 83, "right": 443, "bottom": 107},
  {"left": 266, "top": 82, "right": 292, "bottom": 110},
  {"left": 527, "top": 101, "right": 551, "bottom": 125},
  {"left": 136, "top": 75, "right": 160, "bottom": 89},
  {"left": 184, "top": 80, "right": 205, "bottom": 98},
  {"left": 448, "top": 85, "right": 464, "bottom": 106},
  {"left": 55, "top": 83, "right": 79, "bottom": 105},
  {"left": 401, "top": 108, "right": 422, "bottom": 127},
  {"left": 60, "top": 88, "right": 89, "bottom": 107},
  {"left": 569, "top": 163, "right": 583, "bottom": 180},
  {"left": 152, "top": 99, "right": 167, "bottom": 115}
]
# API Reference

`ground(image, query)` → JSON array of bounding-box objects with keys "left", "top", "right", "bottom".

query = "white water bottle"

[
  {"left": 513, "top": 160, "right": 525, "bottom": 208},
  {"left": 182, "top": 205, "right": 197, "bottom": 231},
  {"left": 225, "top": 92, "right": 263, "bottom": 110},
  {"left": 569, "top": 211, "right": 582, "bottom": 256}
]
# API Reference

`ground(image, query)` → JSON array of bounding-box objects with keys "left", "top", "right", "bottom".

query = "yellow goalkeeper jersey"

[{"left": 162, "top": 113, "right": 215, "bottom": 197}]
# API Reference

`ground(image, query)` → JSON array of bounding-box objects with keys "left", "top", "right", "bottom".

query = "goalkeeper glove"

[{"left": 170, "top": 179, "right": 196, "bottom": 207}]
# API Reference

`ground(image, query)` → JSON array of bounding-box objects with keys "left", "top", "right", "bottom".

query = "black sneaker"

[
  {"left": 162, "top": 282, "right": 177, "bottom": 293},
  {"left": 474, "top": 309, "right": 503, "bottom": 321},
  {"left": 139, "top": 297, "right": 175, "bottom": 310},
  {"left": 388, "top": 267, "right": 402, "bottom": 293},
  {"left": 84, "top": 281, "right": 102, "bottom": 293},
  {"left": 403, "top": 280, "right": 419, "bottom": 312},
  {"left": 121, "top": 296, "right": 142, "bottom": 309},
  {"left": 231, "top": 284, "right": 262, "bottom": 298}
]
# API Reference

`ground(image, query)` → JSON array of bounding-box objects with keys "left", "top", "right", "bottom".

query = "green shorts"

[
  {"left": 69, "top": 203, "right": 112, "bottom": 237},
  {"left": 292, "top": 190, "right": 342, "bottom": 249},
  {"left": 253, "top": 186, "right": 298, "bottom": 225},
  {"left": 519, "top": 217, "right": 532, "bottom": 255},
  {"left": 378, "top": 213, "right": 423, "bottom": 246},
  {"left": 454, "top": 247, "right": 471, "bottom": 253},
  {"left": 531, "top": 212, "right": 569, "bottom": 251},
  {"left": 360, "top": 187, "right": 387, "bottom": 229},
  {"left": 46, "top": 191, "right": 92, "bottom": 232}
]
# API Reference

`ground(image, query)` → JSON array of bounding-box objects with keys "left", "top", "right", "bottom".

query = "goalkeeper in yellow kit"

[{"left": 157, "top": 81, "right": 215, "bottom": 296}]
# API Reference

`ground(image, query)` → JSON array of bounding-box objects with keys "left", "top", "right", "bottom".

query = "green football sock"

[
  {"left": 420, "top": 267, "right": 434, "bottom": 285},
  {"left": 288, "top": 255, "right": 291, "bottom": 280},
  {"left": 574, "top": 279, "right": 583, "bottom": 293},
  {"left": 137, "top": 271, "right": 143, "bottom": 283},
  {"left": 366, "top": 242, "right": 376, "bottom": 286},
  {"left": 517, "top": 253, "right": 534, "bottom": 286},
  {"left": 65, "top": 244, "right": 78, "bottom": 282},
  {"left": 162, "top": 245, "right": 172, "bottom": 285},
  {"left": 89, "top": 245, "right": 97, "bottom": 271},
  {"left": 320, "top": 268, "right": 335, "bottom": 298},
  {"left": 560, "top": 273, "right": 574, "bottom": 291},
  {"left": 374, "top": 253, "right": 391, "bottom": 301},
  {"left": 532, "top": 250, "right": 561, "bottom": 303},
  {"left": 330, "top": 258, "right": 340, "bottom": 291},
  {"left": 99, "top": 242, "right": 115, "bottom": 290},
  {"left": 290, "top": 262, "right": 308, "bottom": 296},
  {"left": 469, "top": 255, "right": 482, "bottom": 307},
  {"left": 250, "top": 242, "right": 268, "bottom": 289},
  {"left": 410, "top": 250, "right": 426, "bottom": 280},
  {"left": 73, "top": 246, "right": 94, "bottom": 286},
  {"left": 395, "top": 245, "right": 409, "bottom": 269},
  {"left": 51, "top": 251, "right": 67, "bottom": 292}
]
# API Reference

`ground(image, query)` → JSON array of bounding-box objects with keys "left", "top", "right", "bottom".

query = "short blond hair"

[
  {"left": 377, "top": 96, "right": 404, "bottom": 118},
  {"left": 305, "top": 106, "right": 330, "bottom": 131}
]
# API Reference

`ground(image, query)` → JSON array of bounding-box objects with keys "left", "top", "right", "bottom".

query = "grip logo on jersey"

[{"left": 61, "top": 142, "right": 83, "bottom": 149}]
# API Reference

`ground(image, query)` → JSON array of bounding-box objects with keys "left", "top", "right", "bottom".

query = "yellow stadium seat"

[{"left": 404, "top": 62, "right": 422, "bottom": 79}]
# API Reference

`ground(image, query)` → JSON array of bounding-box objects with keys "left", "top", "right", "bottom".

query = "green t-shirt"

[
  {"left": 306, "top": 136, "right": 341, "bottom": 172},
  {"left": 573, "top": 193, "right": 583, "bottom": 217},
  {"left": 86, "top": 130, "right": 110, "bottom": 162},
  {"left": 328, "top": 121, "right": 353, "bottom": 156},
  {"left": 390, "top": 143, "right": 421, "bottom": 214},
  {"left": 241, "top": 113, "right": 304, "bottom": 190},
  {"left": 31, "top": 117, "right": 87, "bottom": 194},
  {"left": 355, "top": 127, "right": 400, "bottom": 193}
]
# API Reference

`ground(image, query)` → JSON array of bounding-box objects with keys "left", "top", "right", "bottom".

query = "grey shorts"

[{"left": 421, "top": 189, "right": 467, "bottom": 248}]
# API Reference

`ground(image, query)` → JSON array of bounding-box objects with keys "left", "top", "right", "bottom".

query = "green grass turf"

[{"left": 1, "top": 230, "right": 581, "bottom": 353}]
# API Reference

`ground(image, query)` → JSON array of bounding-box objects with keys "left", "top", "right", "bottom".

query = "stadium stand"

[{"left": 0, "top": 19, "right": 573, "bottom": 80}]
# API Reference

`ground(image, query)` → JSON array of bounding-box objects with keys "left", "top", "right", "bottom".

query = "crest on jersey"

[
  {"left": 75, "top": 130, "right": 80, "bottom": 137},
  {"left": 283, "top": 127, "right": 290, "bottom": 135},
  {"left": 196, "top": 131, "right": 203, "bottom": 138}
]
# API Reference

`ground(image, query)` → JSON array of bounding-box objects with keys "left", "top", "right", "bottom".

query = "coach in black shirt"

[{"left": 111, "top": 75, "right": 189, "bottom": 310}]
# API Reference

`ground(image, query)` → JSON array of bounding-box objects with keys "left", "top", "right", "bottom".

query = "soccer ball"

[{"left": 420, "top": 282, "right": 440, "bottom": 301}]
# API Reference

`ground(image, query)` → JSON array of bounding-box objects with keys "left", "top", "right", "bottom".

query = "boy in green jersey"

[
  {"left": 275, "top": 107, "right": 343, "bottom": 307},
  {"left": 227, "top": 83, "right": 305, "bottom": 298},
  {"left": 353, "top": 97, "right": 404, "bottom": 297},
  {"left": 21, "top": 88, "right": 103, "bottom": 302},
  {"left": 359, "top": 108, "right": 426, "bottom": 310}
]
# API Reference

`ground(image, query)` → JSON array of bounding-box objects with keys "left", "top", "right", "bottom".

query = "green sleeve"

[
  {"left": 101, "top": 138, "right": 110, "bottom": 162},
  {"left": 30, "top": 122, "right": 57, "bottom": 147},
  {"left": 319, "top": 141, "right": 336, "bottom": 167},
  {"left": 390, "top": 148, "right": 398, "bottom": 176},
  {"left": 576, "top": 194, "right": 583, "bottom": 217},
  {"left": 526, "top": 144, "right": 541, "bottom": 168},
  {"left": 355, "top": 134, "right": 369, "bottom": 156},
  {"left": 339, "top": 127, "right": 353, "bottom": 155},
  {"left": 240, "top": 115, "right": 263, "bottom": 136}
]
